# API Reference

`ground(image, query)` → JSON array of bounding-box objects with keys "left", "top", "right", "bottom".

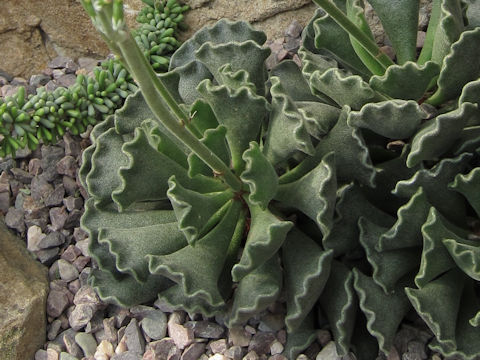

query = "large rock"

[{"left": 0, "top": 216, "right": 49, "bottom": 360}]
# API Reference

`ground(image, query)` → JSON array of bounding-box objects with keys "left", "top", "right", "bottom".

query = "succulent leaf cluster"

[
  {"left": 0, "top": 0, "right": 188, "bottom": 158},
  {"left": 81, "top": 0, "right": 480, "bottom": 359}
]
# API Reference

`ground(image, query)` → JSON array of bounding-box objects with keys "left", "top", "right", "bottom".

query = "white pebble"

[{"left": 270, "top": 340, "right": 284, "bottom": 355}]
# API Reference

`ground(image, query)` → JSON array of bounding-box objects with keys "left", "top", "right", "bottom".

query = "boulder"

[{"left": 0, "top": 216, "right": 49, "bottom": 360}]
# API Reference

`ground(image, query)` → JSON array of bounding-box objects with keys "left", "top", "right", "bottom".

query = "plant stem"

[
  {"left": 95, "top": 12, "right": 243, "bottom": 191},
  {"left": 312, "top": 0, "right": 395, "bottom": 71}
]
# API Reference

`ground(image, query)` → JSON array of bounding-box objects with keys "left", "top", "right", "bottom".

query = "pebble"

[
  {"left": 69, "top": 304, "right": 96, "bottom": 330},
  {"left": 209, "top": 339, "right": 227, "bottom": 354},
  {"left": 316, "top": 342, "right": 341, "bottom": 360},
  {"left": 111, "top": 351, "right": 143, "bottom": 360},
  {"left": 61, "top": 244, "right": 82, "bottom": 262},
  {"left": 45, "top": 184, "right": 66, "bottom": 207},
  {"left": 185, "top": 321, "right": 225, "bottom": 339},
  {"left": 59, "top": 353, "right": 77, "bottom": 360},
  {"left": 229, "top": 327, "right": 252, "bottom": 347},
  {"left": 269, "top": 341, "right": 283, "bottom": 356},
  {"left": 124, "top": 318, "right": 146, "bottom": 354},
  {"left": 75, "top": 332, "right": 98, "bottom": 357},
  {"left": 95, "top": 340, "right": 115, "bottom": 360},
  {"left": 50, "top": 206, "right": 68, "bottom": 231},
  {"left": 209, "top": 354, "right": 227, "bottom": 360},
  {"left": 30, "top": 73, "right": 52, "bottom": 87},
  {"left": 243, "top": 351, "right": 259, "bottom": 360},
  {"left": 168, "top": 322, "right": 194, "bottom": 350},
  {"left": 58, "top": 259, "right": 80, "bottom": 282},
  {"left": 27, "top": 225, "right": 46, "bottom": 251},
  {"left": 5, "top": 207, "right": 25, "bottom": 233},
  {"left": 47, "top": 289, "right": 71, "bottom": 318},
  {"left": 40, "top": 231, "right": 66, "bottom": 249},
  {"left": 224, "top": 346, "right": 243, "bottom": 360},
  {"left": 139, "top": 309, "right": 168, "bottom": 341},
  {"left": 48, "top": 56, "right": 73, "bottom": 69},
  {"left": 248, "top": 333, "right": 276, "bottom": 355},
  {"left": 182, "top": 342, "right": 206, "bottom": 360},
  {"left": 48, "top": 319, "right": 63, "bottom": 341},
  {"left": 63, "top": 196, "right": 83, "bottom": 211}
]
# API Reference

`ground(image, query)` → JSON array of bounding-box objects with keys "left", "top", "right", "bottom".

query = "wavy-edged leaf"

[
  {"left": 276, "top": 152, "right": 336, "bottom": 237},
  {"left": 443, "top": 237, "right": 480, "bottom": 281},
  {"left": 298, "top": 46, "right": 339, "bottom": 89},
  {"left": 466, "top": 0, "right": 480, "bottom": 28},
  {"left": 88, "top": 269, "right": 172, "bottom": 307},
  {"left": 367, "top": 0, "right": 419, "bottom": 64},
  {"left": 280, "top": 107, "right": 376, "bottom": 187},
  {"left": 197, "top": 79, "right": 268, "bottom": 172},
  {"left": 283, "top": 312, "right": 318, "bottom": 360},
  {"left": 359, "top": 217, "right": 421, "bottom": 294},
  {"left": 450, "top": 167, "right": 480, "bottom": 217},
  {"left": 369, "top": 61, "right": 440, "bottom": 100},
  {"left": 231, "top": 203, "right": 293, "bottom": 282},
  {"left": 459, "top": 78, "right": 480, "bottom": 108},
  {"left": 309, "top": 69, "right": 383, "bottom": 110},
  {"left": 406, "top": 269, "right": 466, "bottom": 353},
  {"left": 431, "top": 0, "right": 465, "bottom": 66},
  {"left": 378, "top": 188, "right": 431, "bottom": 251},
  {"left": 296, "top": 101, "right": 341, "bottom": 139},
  {"left": 470, "top": 311, "right": 480, "bottom": 327},
  {"left": 283, "top": 229, "right": 334, "bottom": 332},
  {"left": 428, "top": 27, "right": 480, "bottom": 105},
  {"left": 166, "top": 61, "right": 214, "bottom": 105},
  {"left": 452, "top": 126, "right": 480, "bottom": 155},
  {"left": 167, "top": 176, "right": 234, "bottom": 245},
  {"left": 228, "top": 255, "right": 282, "bottom": 327},
  {"left": 189, "top": 99, "right": 219, "bottom": 135},
  {"left": 85, "top": 128, "right": 129, "bottom": 208},
  {"left": 216, "top": 64, "right": 256, "bottom": 92},
  {"left": 263, "top": 76, "right": 314, "bottom": 165},
  {"left": 353, "top": 269, "right": 412, "bottom": 354},
  {"left": 196, "top": 41, "right": 270, "bottom": 96},
  {"left": 188, "top": 125, "right": 229, "bottom": 178},
  {"left": 407, "top": 103, "right": 478, "bottom": 168},
  {"left": 346, "top": 0, "right": 385, "bottom": 76},
  {"left": 240, "top": 142, "right": 278, "bottom": 210},
  {"left": 396, "top": 153, "right": 472, "bottom": 225},
  {"left": 312, "top": 4, "right": 371, "bottom": 77},
  {"left": 415, "top": 208, "right": 461, "bottom": 288},
  {"left": 323, "top": 183, "right": 394, "bottom": 256},
  {"left": 98, "top": 220, "right": 185, "bottom": 283},
  {"left": 319, "top": 261, "right": 357, "bottom": 356},
  {"left": 348, "top": 100, "right": 425, "bottom": 139},
  {"left": 148, "top": 200, "right": 242, "bottom": 308}
]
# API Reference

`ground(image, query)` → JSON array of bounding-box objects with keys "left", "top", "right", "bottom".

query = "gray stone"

[
  {"left": 285, "top": 20, "right": 303, "bottom": 38},
  {"left": 228, "top": 327, "right": 251, "bottom": 347},
  {"left": 39, "top": 231, "right": 66, "bottom": 249},
  {"left": 75, "top": 332, "right": 97, "bottom": 357},
  {"left": 29, "top": 158, "right": 43, "bottom": 176},
  {"left": 68, "top": 304, "right": 96, "bottom": 331},
  {"left": 50, "top": 206, "right": 68, "bottom": 231},
  {"left": 72, "top": 255, "right": 90, "bottom": 272},
  {"left": 63, "top": 176, "right": 78, "bottom": 196},
  {"left": 48, "top": 319, "right": 63, "bottom": 341},
  {"left": 248, "top": 333, "right": 276, "bottom": 356},
  {"left": 10, "top": 168, "right": 33, "bottom": 184},
  {"left": 48, "top": 56, "right": 72, "bottom": 69},
  {"left": 31, "top": 175, "right": 54, "bottom": 203},
  {"left": 224, "top": 346, "right": 243, "bottom": 360},
  {"left": 58, "top": 259, "right": 80, "bottom": 282},
  {"left": 78, "top": 58, "right": 100, "bottom": 73},
  {"left": 258, "top": 314, "right": 284, "bottom": 332},
  {"left": 63, "top": 133, "right": 82, "bottom": 158},
  {"left": 45, "top": 184, "right": 66, "bottom": 207},
  {"left": 316, "top": 342, "right": 341, "bottom": 360},
  {"left": 63, "top": 331, "right": 83, "bottom": 358},
  {"left": 85, "top": 310, "right": 104, "bottom": 333},
  {"left": 181, "top": 343, "right": 206, "bottom": 360},
  {"left": 68, "top": 279, "right": 81, "bottom": 294},
  {"left": 59, "top": 352, "right": 78, "bottom": 360},
  {"left": 30, "top": 74, "right": 52, "bottom": 87},
  {"left": 139, "top": 310, "right": 168, "bottom": 341},
  {"left": 27, "top": 225, "right": 46, "bottom": 251},
  {"left": 73, "top": 285, "right": 100, "bottom": 306},
  {"left": 5, "top": 207, "right": 25, "bottom": 233},
  {"left": 41, "top": 146, "right": 65, "bottom": 181},
  {"left": 47, "top": 289, "right": 70, "bottom": 318},
  {"left": 111, "top": 351, "right": 143, "bottom": 360},
  {"left": 0, "top": 192, "right": 10, "bottom": 214},
  {"left": 45, "top": 80, "right": 59, "bottom": 93},
  {"left": 56, "top": 156, "right": 77, "bottom": 178},
  {"left": 209, "top": 339, "right": 227, "bottom": 354},
  {"left": 147, "top": 338, "right": 178, "bottom": 359},
  {"left": 168, "top": 323, "right": 194, "bottom": 350},
  {"left": 61, "top": 244, "right": 82, "bottom": 262},
  {"left": 35, "top": 247, "right": 60, "bottom": 265},
  {"left": 243, "top": 351, "right": 259, "bottom": 360},
  {"left": 63, "top": 196, "right": 83, "bottom": 211},
  {"left": 64, "top": 208, "right": 82, "bottom": 229},
  {"left": 56, "top": 74, "right": 77, "bottom": 88},
  {"left": 0, "top": 217, "right": 49, "bottom": 359},
  {"left": 185, "top": 321, "right": 225, "bottom": 339},
  {"left": 124, "top": 318, "right": 145, "bottom": 354},
  {"left": 64, "top": 60, "right": 79, "bottom": 74}
]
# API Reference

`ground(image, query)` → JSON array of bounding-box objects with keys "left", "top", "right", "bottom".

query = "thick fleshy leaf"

[
  {"left": 319, "top": 261, "right": 357, "bottom": 356},
  {"left": 459, "top": 78, "right": 480, "bottom": 108},
  {"left": 367, "top": 0, "right": 419, "bottom": 64},
  {"left": 240, "top": 142, "right": 278, "bottom": 209},
  {"left": 283, "top": 229, "right": 334, "bottom": 332},
  {"left": 431, "top": 0, "right": 465, "bottom": 66},
  {"left": 296, "top": 101, "right": 341, "bottom": 139},
  {"left": 443, "top": 237, "right": 480, "bottom": 281},
  {"left": 406, "top": 269, "right": 466, "bottom": 352},
  {"left": 215, "top": 64, "right": 256, "bottom": 92},
  {"left": 170, "top": 19, "right": 266, "bottom": 69},
  {"left": 283, "top": 313, "right": 318, "bottom": 360},
  {"left": 466, "top": 0, "right": 480, "bottom": 28},
  {"left": 197, "top": 79, "right": 269, "bottom": 172},
  {"left": 196, "top": 41, "right": 270, "bottom": 96},
  {"left": 353, "top": 269, "right": 412, "bottom": 354},
  {"left": 428, "top": 27, "right": 480, "bottom": 105},
  {"left": 378, "top": 188, "right": 431, "bottom": 251},
  {"left": 359, "top": 217, "right": 421, "bottom": 294},
  {"left": 276, "top": 152, "right": 336, "bottom": 237},
  {"left": 323, "top": 183, "right": 394, "bottom": 256},
  {"left": 148, "top": 200, "right": 242, "bottom": 308},
  {"left": 298, "top": 46, "right": 339, "bottom": 89},
  {"left": 450, "top": 167, "right": 480, "bottom": 217},
  {"left": 309, "top": 69, "right": 383, "bottom": 110},
  {"left": 418, "top": 0, "right": 443, "bottom": 64},
  {"left": 415, "top": 208, "right": 461, "bottom": 288},
  {"left": 228, "top": 255, "right": 282, "bottom": 327},
  {"left": 88, "top": 269, "right": 172, "bottom": 307},
  {"left": 167, "top": 61, "right": 214, "bottom": 105},
  {"left": 167, "top": 176, "right": 234, "bottom": 245},
  {"left": 369, "top": 61, "right": 440, "bottom": 100},
  {"left": 263, "top": 76, "right": 315, "bottom": 165},
  {"left": 189, "top": 100, "right": 219, "bottom": 135},
  {"left": 231, "top": 204, "right": 293, "bottom": 282},
  {"left": 312, "top": 3, "right": 371, "bottom": 77},
  {"left": 348, "top": 100, "right": 425, "bottom": 139},
  {"left": 407, "top": 102, "right": 478, "bottom": 167},
  {"left": 395, "top": 153, "right": 472, "bottom": 225}
]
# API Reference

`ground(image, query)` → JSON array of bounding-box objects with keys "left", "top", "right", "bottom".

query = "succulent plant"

[
  {"left": 0, "top": 0, "right": 188, "bottom": 158},
  {"left": 80, "top": 0, "right": 480, "bottom": 359}
]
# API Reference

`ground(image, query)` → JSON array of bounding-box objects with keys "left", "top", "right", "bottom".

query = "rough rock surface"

[{"left": 0, "top": 216, "right": 49, "bottom": 360}]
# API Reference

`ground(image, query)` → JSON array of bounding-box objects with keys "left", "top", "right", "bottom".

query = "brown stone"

[{"left": 0, "top": 216, "right": 49, "bottom": 360}]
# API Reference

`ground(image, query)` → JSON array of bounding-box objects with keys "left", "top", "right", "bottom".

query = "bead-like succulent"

[
  {"left": 0, "top": 0, "right": 188, "bottom": 157},
  {"left": 80, "top": 0, "right": 480, "bottom": 359}
]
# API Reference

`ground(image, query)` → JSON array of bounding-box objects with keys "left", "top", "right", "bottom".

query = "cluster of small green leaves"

[{"left": 0, "top": 0, "right": 188, "bottom": 158}]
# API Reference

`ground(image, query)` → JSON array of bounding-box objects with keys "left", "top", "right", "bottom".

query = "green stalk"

[
  {"left": 312, "top": 0, "right": 395, "bottom": 71},
  {"left": 86, "top": 2, "right": 243, "bottom": 191}
]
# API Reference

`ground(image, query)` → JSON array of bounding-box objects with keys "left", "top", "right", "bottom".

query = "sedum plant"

[
  {"left": 80, "top": 0, "right": 480, "bottom": 358},
  {"left": 0, "top": 0, "right": 188, "bottom": 158}
]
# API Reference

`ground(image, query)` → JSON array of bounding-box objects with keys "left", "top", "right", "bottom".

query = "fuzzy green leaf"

[
  {"left": 296, "top": 101, "right": 341, "bottom": 139},
  {"left": 443, "top": 236, "right": 480, "bottom": 281},
  {"left": 367, "top": 0, "right": 419, "bottom": 64},
  {"left": 369, "top": 61, "right": 440, "bottom": 100},
  {"left": 348, "top": 100, "right": 425, "bottom": 139},
  {"left": 283, "top": 313, "right": 318, "bottom": 360},
  {"left": 283, "top": 229, "right": 334, "bottom": 332},
  {"left": 263, "top": 76, "right": 315, "bottom": 165},
  {"left": 298, "top": 46, "right": 339, "bottom": 90},
  {"left": 228, "top": 255, "right": 282, "bottom": 326},
  {"left": 240, "top": 142, "right": 278, "bottom": 209},
  {"left": 276, "top": 152, "right": 337, "bottom": 237},
  {"left": 231, "top": 204, "right": 293, "bottom": 282},
  {"left": 459, "top": 78, "right": 480, "bottom": 108},
  {"left": 450, "top": 167, "right": 480, "bottom": 217},
  {"left": 353, "top": 269, "right": 412, "bottom": 354}
]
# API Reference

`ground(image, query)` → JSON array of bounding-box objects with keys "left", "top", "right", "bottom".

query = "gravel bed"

[{"left": 0, "top": 22, "right": 441, "bottom": 360}]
